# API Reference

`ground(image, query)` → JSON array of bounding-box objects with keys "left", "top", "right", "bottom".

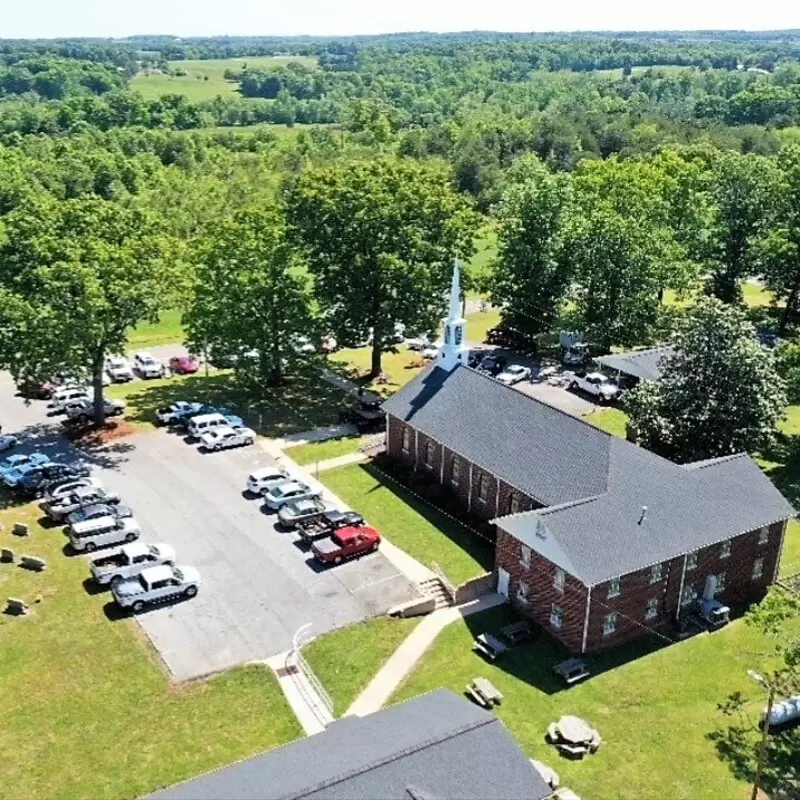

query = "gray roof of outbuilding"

[
  {"left": 498, "top": 446, "right": 795, "bottom": 586},
  {"left": 594, "top": 346, "right": 675, "bottom": 381},
  {"left": 148, "top": 689, "right": 551, "bottom": 800},
  {"left": 382, "top": 365, "right": 613, "bottom": 505}
]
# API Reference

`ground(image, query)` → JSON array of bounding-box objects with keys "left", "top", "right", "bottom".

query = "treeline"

[{"left": 0, "top": 57, "right": 125, "bottom": 100}]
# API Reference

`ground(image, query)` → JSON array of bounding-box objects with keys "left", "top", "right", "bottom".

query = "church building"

[{"left": 382, "top": 263, "right": 794, "bottom": 653}]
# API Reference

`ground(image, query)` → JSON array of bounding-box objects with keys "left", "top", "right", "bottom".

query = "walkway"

[
  {"left": 271, "top": 422, "right": 358, "bottom": 451},
  {"left": 265, "top": 651, "right": 334, "bottom": 736},
  {"left": 308, "top": 451, "right": 368, "bottom": 472},
  {"left": 344, "top": 592, "right": 506, "bottom": 718}
]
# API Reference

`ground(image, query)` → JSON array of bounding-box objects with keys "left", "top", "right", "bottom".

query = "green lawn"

[
  {"left": 287, "top": 434, "right": 367, "bottom": 466},
  {"left": 128, "top": 308, "right": 185, "bottom": 349},
  {"left": 302, "top": 617, "right": 418, "bottom": 716},
  {"left": 584, "top": 406, "right": 630, "bottom": 438},
  {"left": 132, "top": 56, "right": 317, "bottom": 101},
  {"left": 319, "top": 463, "right": 494, "bottom": 585},
  {"left": 467, "top": 225, "right": 498, "bottom": 295},
  {"left": 392, "top": 604, "right": 795, "bottom": 800},
  {"left": 0, "top": 502, "right": 301, "bottom": 799},
  {"left": 106, "top": 369, "right": 349, "bottom": 437},
  {"left": 329, "top": 346, "right": 428, "bottom": 397}
]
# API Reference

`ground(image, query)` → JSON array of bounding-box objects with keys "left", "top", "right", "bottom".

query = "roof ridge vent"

[{"left": 638, "top": 506, "right": 648, "bottom": 525}]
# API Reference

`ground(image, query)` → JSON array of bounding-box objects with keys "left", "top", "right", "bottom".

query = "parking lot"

[{"left": 0, "top": 371, "right": 417, "bottom": 681}]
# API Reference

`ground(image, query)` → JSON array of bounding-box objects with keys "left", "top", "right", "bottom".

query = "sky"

[{"left": 2, "top": 0, "right": 798, "bottom": 39}]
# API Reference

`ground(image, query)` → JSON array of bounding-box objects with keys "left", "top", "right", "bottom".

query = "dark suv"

[{"left": 18, "top": 463, "right": 91, "bottom": 497}]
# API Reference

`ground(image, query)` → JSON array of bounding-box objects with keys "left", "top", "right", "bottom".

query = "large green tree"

[
  {"left": 184, "top": 206, "right": 316, "bottom": 386},
  {"left": 0, "top": 196, "right": 177, "bottom": 424},
  {"left": 625, "top": 298, "right": 787, "bottom": 462},
  {"left": 706, "top": 151, "right": 782, "bottom": 304},
  {"left": 285, "top": 157, "right": 476, "bottom": 375},
  {"left": 487, "top": 154, "right": 573, "bottom": 339}
]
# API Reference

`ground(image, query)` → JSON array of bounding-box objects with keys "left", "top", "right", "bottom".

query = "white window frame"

[
  {"left": 686, "top": 551, "right": 698, "bottom": 571},
  {"left": 758, "top": 527, "right": 769, "bottom": 545},
  {"left": 451, "top": 456, "right": 461, "bottom": 487},
  {"left": 715, "top": 572, "right": 726, "bottom": 594},
  {"left": 645, "top": 598, "right": 659, "bottom": 620},
  {"left": 649, "top": 563, "right": 663, "bottom": 584},
  {"left": 516, "top": 580, "right": 530, "bottom": 604},
  {"left": 607, "top": 578, "right": 620, "bottom": 599},
  {"left": 550, "top": 604, "right": 563, "bottom": 629},
  {"left": 424, "top": 440, "right": 435, "bottom": 468},
  {"left": 477, "top": 473, "right": 490, "bottom": 503},
  {"left": 554, "top": 568, "right": 565, "bottom": 593},
  {"left": 519, "top": 544, "right": 532, "bottom": 569},
  {"left": 602, "top": 612, "right": 618, "bottom": 637},
  {"left": 681, "top": 585, "right": 697, "bottom": 607},
  {"left": 720, "top": 540, "right": 731, "bottom": 560},
  {"left": 508, "top": 493, "right": 521, "bottom": 515},
  {"left": 401, "top": 426, "right": 410, "bottom": 453},
  {"left": 752, "top": 557, "right": 764, "bottom": 580}
]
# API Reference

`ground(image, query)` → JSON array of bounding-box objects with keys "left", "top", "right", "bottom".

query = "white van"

[
  {"left": 52, "top": 386, "right": 90, "bottom": 411},
  {"left": 187, "top": 413, "right": 230, "bottom": 440},
  {"left": 67, "top": 516, "right": 141, "bottom": 553}
]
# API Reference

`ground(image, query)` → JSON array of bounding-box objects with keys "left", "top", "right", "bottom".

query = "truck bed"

[{"left": 311, "top": 538, "right": 340, "bottom": 560}]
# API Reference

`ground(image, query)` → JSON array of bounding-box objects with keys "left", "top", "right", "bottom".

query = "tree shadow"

[
  {"left": 708, "top": 692, "right": 800, "bottom": 799},
  {"left": 759, "top": 431, "right": 800, "bottom": 509}
]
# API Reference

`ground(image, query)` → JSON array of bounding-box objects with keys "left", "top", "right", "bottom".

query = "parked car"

[
  {"left": 50, "top": 386, "right": 90, "bottom": 411},
  {"left": 569, "top": 371, "right": 620, "bottom": 403},
  {"left": 40, "top": 476, "right": 103, "bottom": 504},
  {"left": 105, "top": 356, "right": 135, "bottom": 383},
  {"left": 187, "top": 412, "right": 244, "bottom": 440},
  {"left": 263, "top": 481, "right": 322, "bottom": 511},
  {"left": 156, "top": 401, "right": 203, "bottom": 426},
  {"left": 16, "top": 462, "right": 92, "bottom": 496},
  {"left": 277, "top": 498, "right": 327, "bottom": 529},
  {"left": 41, "top": 485, "right": 120, "bottom": 522},
  {"left": 172, "top": 403, "right": 219, "bottom": 429},
  {"left": 476, "top": 354, "right": 507, "bottom": 377},
  {"left": 406, "top": 337, "right": 435, "bottom": 352},
  {"left": 0, "top": 433, "right": 19, "bottom": 452},
  {"left": 133, "top": 352, "right": 165, "bottom": 379},
  {"left": 112, "top": 564, "right": 200, "bottom": 613},
  {"left": 64, "top": 397, "right": 125, "bottom": 423},
  {"left": 200, "top": 426, "right": 256, "bottom": 452},
  {"left": 292, "top": 336, "right": 317, "bottom": 354},
  {"left": 245, "top": 467, "right": 292, "bottom": 496},
  {"left": 339, "top": 406, "right": 385, "bottom": 433},
  {"left": 311, "top": 525, "right": 381, "bottom": 564},
  {"left": 67, "top": 502, "right": 133, "bottom": 526},
  {"left": 67, "top": 515, "right": 141, "bottom": 553},
  {"left": 169, "top": 355, "right": 199, "bottom": 375},
  {"left": 421, "top": 345, "right": 440, "bottom": 359},
  {"left": 297, "top": 509, "right": 365, "bottom": 543},
  {"left": 486, "top": 326, "right": 539, "bottom": 356},
  {"left": 0, "top": 452, "right": 50, "bottom": 484},
  {"left": 90, "top": 542, "right": 176, "bottom": 587},
  {"left": 496, "top": 365, "right": 532, "bottom": 386}
]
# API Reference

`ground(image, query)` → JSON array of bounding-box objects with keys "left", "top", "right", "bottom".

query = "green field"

[
  {"left": 287, "top": 434, "right": 367, "bottom": 466},
  {"left": 0, "top": 502, "right": 301, "bottom": 799},
  {"left": 132, "top": 56, "right": 318, "bottom": 101},
  {"left": 128, "top": 309, "right": 185, "bottom": 349}
]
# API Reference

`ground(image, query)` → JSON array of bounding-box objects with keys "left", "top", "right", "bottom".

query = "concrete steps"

[{"left": 417, "top": 577, "right": 454, "bottom": 609}]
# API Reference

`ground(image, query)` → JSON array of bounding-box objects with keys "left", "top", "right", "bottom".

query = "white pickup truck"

[
  {"left": 90, "top": 542, "right": 176, "bottom": 587},
  {"left": 569, "top": 371, "right": 620, "bottom": 403}
]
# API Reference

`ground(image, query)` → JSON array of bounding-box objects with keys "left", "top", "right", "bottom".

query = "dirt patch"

[{"left": 65, "top": 420, "right": 138, "bottom": 447}]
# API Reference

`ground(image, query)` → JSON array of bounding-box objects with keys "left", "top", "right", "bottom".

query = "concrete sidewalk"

[
  {"left": 265, "top": 652, "right": 333, "bottom": 736},
  {"left": 345, "top": 593, "right": 506, "bottom": 718},
  {"left": 309, "top": 451, "right": 368, "bottom": 472},
  {"left": 273, "top": 423, "right": 358, "bottom": 451}
]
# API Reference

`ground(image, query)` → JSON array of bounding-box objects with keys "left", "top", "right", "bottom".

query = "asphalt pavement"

[{"left": 0, "top": 370, "right": 416, "bottom": 681}]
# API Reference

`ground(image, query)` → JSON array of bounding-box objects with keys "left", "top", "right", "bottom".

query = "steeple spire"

[{"left": 439, "top": 258, "right": 469, "bottom": 372}]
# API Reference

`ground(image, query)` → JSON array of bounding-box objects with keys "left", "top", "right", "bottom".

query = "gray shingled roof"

[
  {"left": 498, "top": 445, "right": 795, "bottom": 586},
  {"left": 594, "top": 346, "right": 674, "bottom": 381},
  {"left": 382, "top": 365, "right": 613, "bottom": 505},
  {"left": 148, "top": 690, "right": 551, "bottom": 800}
]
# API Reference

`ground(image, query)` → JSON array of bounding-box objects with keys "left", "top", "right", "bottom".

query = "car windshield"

[
  {"left": 508, "top": 366, "right": 525, "bottom": 374},
  {"left": 173, "top": 568, "right": 183, "bottom": 582},
  {"left": 139, "top": 355, "right": 154, "bottom": 364}
]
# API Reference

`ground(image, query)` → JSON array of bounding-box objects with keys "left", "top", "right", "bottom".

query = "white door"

[{"left": 497, "top": 567, "right": 510, "bottom": 598}]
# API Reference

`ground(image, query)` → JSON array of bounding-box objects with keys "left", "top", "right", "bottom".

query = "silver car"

[
  {"left": 67, "top": 516, "right": 141, "bottom": 553},
  {"left": 112, "top": 564, "right": 200, "bottom": 613},
  {"left": 263, "top": 480, "right": 322, "bottom": 511},
  {"left": 199, "top": 426, "right": 256, "bottom": 452}
]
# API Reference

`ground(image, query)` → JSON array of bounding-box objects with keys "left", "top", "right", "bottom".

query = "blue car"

[
  {"left": 1, "top": 453, "right": 52, "bottom": 486},
  {"left": 217, "top": 408, "right": 244, "bottom": 428}
]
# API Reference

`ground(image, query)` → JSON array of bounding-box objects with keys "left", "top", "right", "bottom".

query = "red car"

[
  {"left": 169, "top": 355, "right": 200, "bottom": 375},
  {"left": 311, "top": 525, "right": 380, "bottom": 564}
]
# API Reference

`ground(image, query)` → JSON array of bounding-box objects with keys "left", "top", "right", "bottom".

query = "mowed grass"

[
  {"left": 287, "top": 434, "right": 367, "bottom": 466},
  {"left": 583, "top": 406, "right": 630, "bottom": 438},
  {"left": 302, "top": 617, "right": 419, "bottom": 716},
  {"left": 128, "top": 308, "right": 185, "bottom": 349},
  {"left": 132, "top": 56, "right": 317, "bottom": 101},
  {"left": 392, "top": 603, "right": 797, "bottom": 800},
  {"left": 0, "top": 502, "right": 301, "bottom": 799},
  {"left": 319, "top": 463, "right": 494, "bottom": 584}
]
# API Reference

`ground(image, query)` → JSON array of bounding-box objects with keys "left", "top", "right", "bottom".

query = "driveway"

[{"left": 0, "top": 372, "right": 417, "bottom": 681}]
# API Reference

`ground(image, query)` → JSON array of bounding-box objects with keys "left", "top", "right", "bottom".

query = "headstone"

[
  {"left": 20, "top": 555, "right": 46, "bottom": 572},
  {"left": 12, "top": 523, "right": 29, "bottom": 537},
  {"left": 1, "top": 547, "right": 13, "bottom": 563},
  {"left": 6, "top": 597, "right": 29, "bottom": 615}
]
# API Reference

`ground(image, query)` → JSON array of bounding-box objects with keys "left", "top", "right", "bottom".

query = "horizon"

[{"left": 4, "top": 0, "right": 798, "bottom": 40}]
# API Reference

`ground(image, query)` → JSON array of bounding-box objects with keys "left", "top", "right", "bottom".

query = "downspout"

[
  {"left": 467, "top": 462, "right": 474, "bottom": 512},
  {"left": 440, "top": 445, "right": 445, "bottom": 484},
  {"left": 581, "top": 586, "right": 592, "bottom": 653},
  {"left": 772, "top": 520, "right": 788, "bottom": 583},
  {"left": 414, "top": 429, "right": 419, "bottom": 471},
  {"left": 495, "top": 479, "right": 501, "bottom": 518},
  {"left": 675, "top": 554, "right": 688, "bottom": 622}
]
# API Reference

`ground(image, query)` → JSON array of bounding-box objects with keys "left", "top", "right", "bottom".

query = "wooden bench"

[
  {"left": 1, "top": 547, "right": 13, "bottom": 563},
  {"left": 501, "top": 620, "right": 533, "bottom": 645},
  {"left": 12, "top": 523, "right": 29, "bottom": 537},
  {"left": 465, "top": 677, "right": 504, "bottom": 708},
  {"left": 473, "top": 633, "right": 508, "bottom": 661},
  {"left": 20, "top": 555, "right": 46, "bottom": 572},
  {"left": 553, "top": 658, "right": 590, "bottom": 685},
  {"left": 6, "top": 597, "right": 30, "bottom": 615}
]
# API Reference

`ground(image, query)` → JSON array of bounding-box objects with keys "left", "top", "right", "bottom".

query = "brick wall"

[{"left": 496, "top": 530, "right": 587, "bottom": 652}]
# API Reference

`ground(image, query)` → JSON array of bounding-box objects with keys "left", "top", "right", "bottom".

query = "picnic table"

[
  {"left": 501, "top": 620, "right": 533, "bottom": 645},
  {"left": 553, "top": 657, "right": 590, "bottom": 685},
  {"left": 465, "top": 677, "right": 503, "bottom": 708},
  {"left": 473, "top": 632, "right": 508, "bottom": 661},
  {"left": 547, "top": 715, "right": 602, "bottom": 758}
]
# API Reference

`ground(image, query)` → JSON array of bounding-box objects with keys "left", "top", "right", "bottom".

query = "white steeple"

[{"left": 439, "top": 258, "right": 469, "bottom": 372}]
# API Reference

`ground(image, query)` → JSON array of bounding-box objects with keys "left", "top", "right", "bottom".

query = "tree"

[
  {"left": 0, "top": 196, "right": 177, "bottom": 425},
  {"left": 706, "top": 152, "right": 782, "bottom": 304},
  {"left": 487, "top": 154, "right": 573, "bottom": 339},
  {"left": 625, "top": 298, "right": 787, "bottom": 462},
  {"left": 758, "top": 145, "right": 800, "bottom": 334},
  {"left": 184, "top": 206, "right": 316, "bottom": 386},
  {"left": 285, "top": 158, "right": 476, "bottom": 376}
]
